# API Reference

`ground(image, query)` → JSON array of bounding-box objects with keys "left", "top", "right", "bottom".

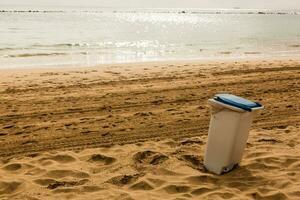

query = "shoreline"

[{"left": 1, "top": 56, "right": 300, "bottom": 72}]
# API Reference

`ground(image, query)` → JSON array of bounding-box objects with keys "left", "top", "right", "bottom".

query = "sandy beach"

[{"left": 0, "top": 59, "right": 300, "bottom": 200}]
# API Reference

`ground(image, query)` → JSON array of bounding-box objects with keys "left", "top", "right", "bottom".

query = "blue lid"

[{"left": 214, "top": 94, "right": 262, "bottom": 112}]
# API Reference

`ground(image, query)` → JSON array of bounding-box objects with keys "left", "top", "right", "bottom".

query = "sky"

[{"left": 1, "top": 0, "right": 300, "bottom": 10}]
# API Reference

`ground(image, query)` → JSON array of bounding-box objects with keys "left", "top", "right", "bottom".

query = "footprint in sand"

[
  {"left": 146, "top": 178, "right": 166, "bottom": 187},
  {"left": 287, "top": 160, "right": 300, "bottom": 170},
  {"left": 191, "top": 186, "right": 215, "bottom": 196},
  {"left": 87, "top": 154, "right": 117, "bottom": 165},
  {"left": 45, "top": 169, "right": 90, "bottom": 179},
  {"left": 250, "top": 191, "right": 288, "bottom": 200},
  {"left": 106, "top": 173, "right": 143, "bottom": 187},
  {"left": 34, "top": 177, "right": 102, "bottom": 194},
  {"left": 208, "top": 192, "right": 235, "bottom": 199},
  {"left": 162, "top": 184, "right": 191, "bottom": 194},
  {"left": 48, "top": 179, "right": 88, "bottom": 190},
  {"left": 2, "top": 163, "right": 22, "bottom": 171},
  {"left": 186, "top": 175, "right": 219, "bottom": 185},
  {"left": 0, "top": 180, "right": 24, "bottom": 196},
  {"left": 39, "top": 154, "right": 77, "bottom": 164},
  {"left": 34, "top": 178, "right": 89, "bottom": 189},
  {"left": 178, "top": 154, "right": 204, "bottom": 171},
  {"left": 2, "top": 162, "right": 40, "bottom": 175},
  {"left": 129, "top": 180, "right": 154, "bottom": 190},
  {"left": 133, "top": 150, "right": 169, "bottom": 165}
]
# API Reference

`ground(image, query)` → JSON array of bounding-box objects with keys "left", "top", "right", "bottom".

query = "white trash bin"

[{"left": 204, "top": 94, "right": 263, "bottom": 174}]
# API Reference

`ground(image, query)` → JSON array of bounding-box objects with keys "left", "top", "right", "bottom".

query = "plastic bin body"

[{"left": 204, "top": 98, "right": 262, "bottom": 174}]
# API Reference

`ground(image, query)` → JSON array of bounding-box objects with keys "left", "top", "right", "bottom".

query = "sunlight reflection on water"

[{"left": 0, "top": 9, "right": 300, "bottom": 68}]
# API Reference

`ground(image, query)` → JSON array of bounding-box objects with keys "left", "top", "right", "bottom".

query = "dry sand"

[{"left": 0, "top": 59, "right": 299, "bottom": 200}]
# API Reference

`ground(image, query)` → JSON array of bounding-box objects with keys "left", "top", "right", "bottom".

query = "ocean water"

[{"left": 0, "top": 7, "right": 300, "bottom": 68}]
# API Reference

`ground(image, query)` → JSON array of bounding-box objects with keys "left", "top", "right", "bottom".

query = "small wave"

[
  {"left": 0, "top": 47, "right": 15, "bottom": 51},
  {"left": 244, "top": 52, "right": 261, "bottom": 55},
  {"left": 219, "top": 51, "right": 232, "bottom": 55},
  {"left": 8, "top": 53, "right": 66, "bottom": 58},
  {"left": 32, "top": 43, "right": 90, "bottom": 48},
  {"left": 32, "top": 44, "right": 72, "bottom": 48}
]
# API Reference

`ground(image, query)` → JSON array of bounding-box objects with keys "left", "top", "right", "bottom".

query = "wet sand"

[{"left": 0, "top": 59, "right": 299, "bottom": 199}]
